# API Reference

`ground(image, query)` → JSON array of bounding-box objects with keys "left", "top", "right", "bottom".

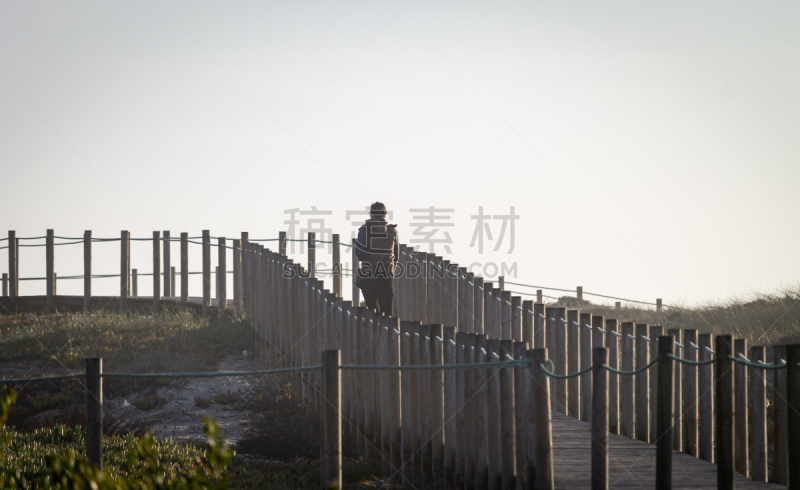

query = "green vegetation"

[
  {"left": 0, "top": 309, "right": 253, "bottom": 428},
  {"left": 212, "top": 389, "right": 243, "bottom": 405}
]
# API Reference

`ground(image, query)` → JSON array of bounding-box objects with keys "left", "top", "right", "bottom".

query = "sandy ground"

[{"left": 103, "top": 355, "right": 256, "bottom": 446}]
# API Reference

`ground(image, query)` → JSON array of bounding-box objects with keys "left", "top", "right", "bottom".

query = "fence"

[{"left": 2, "top": 228, "right": 800, "bottom": 490}]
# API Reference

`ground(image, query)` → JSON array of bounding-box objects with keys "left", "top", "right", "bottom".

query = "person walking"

[{"left": 355, "top": 202, "right": 399, "bottom": 314}]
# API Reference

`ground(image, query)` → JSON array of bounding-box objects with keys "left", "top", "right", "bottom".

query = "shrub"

[
  {"left": 195, "top": 395, "right": 213, "bottom": 408},
  {"left": 212, "top": 390, "right": 242, "bottom": 405}
]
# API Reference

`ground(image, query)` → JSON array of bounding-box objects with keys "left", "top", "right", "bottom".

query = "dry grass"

[{"left": 547, "top": 284, "right": 800, "bottom": 349}]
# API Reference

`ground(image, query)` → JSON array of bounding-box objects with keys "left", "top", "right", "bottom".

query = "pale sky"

[{"left": 2, "top": 1, "right": 799, "bottom": 307}]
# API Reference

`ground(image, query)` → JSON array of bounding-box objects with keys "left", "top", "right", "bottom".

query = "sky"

[{"left": 1, "top": 1, "right": 799, "bottom": 308}]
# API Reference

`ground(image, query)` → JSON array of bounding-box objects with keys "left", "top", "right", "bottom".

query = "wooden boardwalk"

[{"left": 550, "top": 412, "right": 785, "bottom": 489}]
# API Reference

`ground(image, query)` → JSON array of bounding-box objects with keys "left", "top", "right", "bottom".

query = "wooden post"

[
  {"left": 734, "top": 338, "right": 748, "bottom": 477},
  {"left": 499, "top": 275, "right": 504, "bottom": 290},
  {"left": 773, "top": 344, "right": 788, "bottom": 485},
  {"left": 656, "top": 298, "right": 663, "bottom": 312},
  {"left": 715, "top": 335, "right": 735, "bottom": 490},
  {"left": 132, "top": 269, "right": 138, "bottom": 297},
  {"left": 567, "top": 309, "right": 581, "bottom": 419},
  {"left": 152, "top": 231, "right": 160, "bottom": 314},
  {"left": 163, "top": 231, "right": 171, "bottom": 298},
  {"left": 667, "top": 328, "right": 682, "bottom": 452},
  {"left": 215, "top": 266, "right": 219, "bottom": 300},
  {"left": 698, "top": 333, "right": 714, "bottom": 463},
  {"left": 202, "top": 230, "right": 210, "bottom": 316},
  {"left": 655, "top": 336, "right": 674, "bottom": 490},
  {"left": 218, "top": 237, "right": 227, "bottom": 309},
  {"left": 465, "top": 273, "right": 474, "bottom": 333},
  {"left": 635, "top": 324, "right": 650, "bottom": 442},
  {"left": 513, "top": 340, "right": 527, "bottom": 490},
  {"left": 603, "top": 320, "right": 619, "bottom": 436},
  {"left": 332, "top": 234, "right": 341, "bottom": 297},
  {"left": 683, "top": 329, "right": 698, "bottom": 457},
  {"left": 321, "top": 349, "right": 342, "bottom": 490},
  {"left": 522, "top": 300, "right": 533, "bottom": 346},
  {"left": 785, "top": 343, "right": 800, "bottom": 490},
  {"left": 443, "top": 326, "right": 457, "bottom": 484},
  {"left": 352, "top": 238, "right": 360, "bottom": 306},
  {"left": 536, "top": 290, "right": 542, "bottom": 304},
  {"left": 554, "top": 307, "right": 567, "bottom": 412},
  {"left": 83, "top": 230, "right": 91, "bottom": 312},
  {"left": 464, "top": 333, "right": 476, "bottom": 490},
  {"left": 308, "top": 232, "right": 316, "bottom": 278},
  {"left": 615, "top": 301, "right": 621, "bottom": 310},
  {"left": 241, "top": 232, "right": 249, "bottom": 312},
  {"left": 419, "top": 325, "right": 433, "bottom": 480},
  {"left": 279, "top": 231, "right": 287, "bottom": 256},
  {"left": 85, "top": 357, "right": 103, "bottom": 469},
  {"left": 576, "top": 286, "right": 582, "bottom": 301},
  {"left": 533, "top": 302, "right": 545, "bottom": 349},
  {"left": 649, "top": 326, "right": 662, "bottom": 442},
  {"left": 749, "top": 345, "right": 767, "bottom": 482},
  {"left": 388, "top": 317, "right": 402, "bottom": 481},
  {"left": 455, "top": 332, "right": 467, "bottom": 488},
  {"left": 120, "top": 231, "right": 129, "bottom": 311},
  {"left": 500, "top": 339, "right": 517, "bottom": 490},
  {"left": 527, "top": 348, "right": 554, "bottom": 490},
  {"left": 46, "top": 229, "right": 54, "bottom": 313},
  {"left": 473, "top": 334, "right": 488, "bottom": 490},
  {"left": 401, "top": 320, "right": 413, "bottom": 487},
  {"left": 488, "top": 338, "right": 502, "bottom": 490},
  {"left": 430, "top": 324, "right": 444, "bottom": 485},
  {"left": 7, "top": 231, "right": 16, "bottom": 310},
  {"left": 619, "top": 322, "right": 635, "bottom": 439},
  {"left": 53, "top": 273, "right": 57, "bottom": 296},
  {"left": 592, "top": 347, "right": 608, "bottom": 490},
  {"left": 169, "top": 267, "right": 175, "bottom": 297},
  {"left": 1, "top": 273, "right": 6, "bottom": 297},
  {"left": 580, "top": 312, "right": 592, "bottom": 422},
  {"left": 232, "top": 239, "right": 240, "bottom": 307},
  {"left": 180, "top": 233, "right": 188, "bottom": 309}
]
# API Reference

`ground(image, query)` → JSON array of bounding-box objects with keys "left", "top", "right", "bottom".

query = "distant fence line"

[{"left": 2, "top": 230, "right": 665, "bottom": 313}]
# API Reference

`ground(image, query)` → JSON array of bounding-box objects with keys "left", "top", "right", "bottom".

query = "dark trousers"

[{"left": 359, "top": 278, "right": 394, "bottom": 314}]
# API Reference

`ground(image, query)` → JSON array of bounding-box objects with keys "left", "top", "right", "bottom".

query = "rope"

[
  {"left": 0, "top": 373, "right": 86, "bottom": 384},
  {"left": 341, "top": 360, "right": 530, "bottom": 371},
  {"left": 727, "top": 355, "right": 787, "bottom": 370},
  {"left": 666, "top": 354, "right": 714, "bottom": 366},
  {"left": 602, "top": 358, "right": 659, "bottom": 375},
  {"left": 538, "top": 360, "right": 592, "bottom": 379},
  {"left": 103, "top": 366, "right": 321, "bottom": 378}
]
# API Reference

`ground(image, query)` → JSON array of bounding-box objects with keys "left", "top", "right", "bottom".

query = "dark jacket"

[{"left": 355, "top": 218, "right": 399, "bottom": 279}]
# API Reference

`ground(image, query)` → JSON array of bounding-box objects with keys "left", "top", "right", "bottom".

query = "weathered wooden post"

[
  {"left": 513, "top": 340, "right": 527, "bottom": 490},
  {"left": 279, "top": 231, "right": 287, "bottom": 256},
  {"left": 649, "top": 326, "right": 663, "bottom": 442},
  {"left": 683, "top": 329, "right": 698, "bottom": 456},
  {"left": 241, "top": 232, "right": 249, "bottom": 312},
  {"left": 635, "top": 324, "right": 650, "bottom": 442},
  {"left": 475, "top": 335, "right": 490, "bottom": 490},
  {"left": 580, "top": 312, "right": 592, "bottom": 422},
  {"left": 536, "top": 290, "right": 543, "bottom": 304},
  {"left": 85, "top": 357, "right": 103, "bottom": 469},
  {"left": 83, "top": 230, "right": 91, "bottom": 312},
  {"left": 401, "top": 320, "right": 413, "bottom": 487},
  {"left": 533, "top": 302, "right": 545, "bottom": 349},
  {"left": 500, "top": 339, "right": 517, "bottom": 490},
  {"left": 443, "top": 326, "right": 457, "bottom": 484},
  {"left": 773, "top": 344, "right": 788, "bottom": 485},
  {"left": 734, "top": 338, "right": 748, "bottom": 477},
  {"left": 163, "top": 231, "right": 171, "bottom": 298},
  {"left": 605, "top": 319, "right": 619, "bottom": 435},
  {"left": 218, "top": 237, "right": 227, "bottom": 309},
  {"left": 715, "top": 335, "right": 734, "bottom": 490},
  {"left": 7, "top": 231, "right": 16, "bottom": 310},
  {"left": 749, "top": 345, "right": 767, "bottom": 482},
  {"left": 1, "top": 273, "right": 7, "bottom": 297},
  {"left": 202, "top": 230, "right": 210, "bottom": 316},
  {"left": 656, "top": 336, "right": 674, "bottom": 490},
  {"left": 554, "top": 307, "right": 567, "bottom": 412},
  {"left": 619, "top": 322, "right": 635, "bottom": 439},
  {"left": 170, "top": 267, "right": 176, "bottom": 297},
  {"left": 527, "top": 348, "right": 554, "bottom": 490},
  {"left": 786, "top": 343, "right": 800, "bottom": 490},
  {"left": 321, "top": 349, "right": 342, "bottom": 490},
  {"left": 567, "top": 309, "right": 581, "bottom": 419},
  {"left": 487, "top": 338, "right": 502, "bottom": 490},
  {"left": 232, "top": 239, "right": 241, "bottom": 308},
  {"left": 698, "top": 333, "right": 714, "bottom": 463},
  {"left": 152, "top": 231, "right": 161, "bottom": 314},
  {"left": 667, "top": 328, "right": 683, "bottom": 452},
  {"left": 120, "top": 231, "right": 129, "bottom": 311},
  {"left": 53, "top": 273, "right": 57, "bottom": 297},
  {"left": 352, "top": 238, "right": 360, "bottom": 306},
  {"left": 180, "top": 233, "right": 188, "bottom": 309},
  {"left": 332, "top": 234, "right": 341, "bottom": 297},
  {"left": 592, "top": 347, "right": 608, "bottom": 490},
  {"left": 46, "top": 229, "right": 54, "bottom": 313},
  {"left": 308, "top": 232, "right": 316, "bottom": 278},
  {"left": 388, "top": 317, "right": 402, "bottom": 481},
  {"left": 132, "top": 269, "right": 138, "bottom": 297},
  {"left": 576, "top": 286, "right": 582, "bottom": 301},
  {"left": 615, "top": 301, "right": 621, "bottom": 310}
]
